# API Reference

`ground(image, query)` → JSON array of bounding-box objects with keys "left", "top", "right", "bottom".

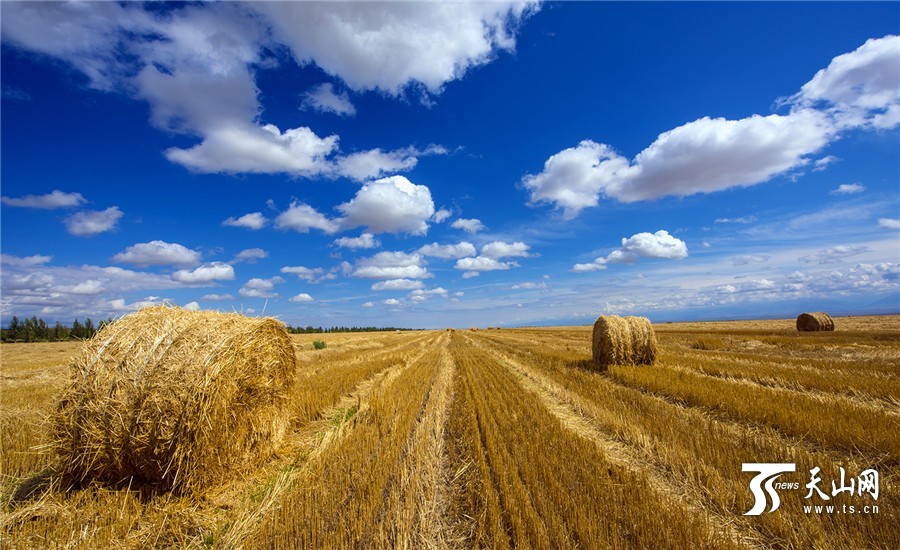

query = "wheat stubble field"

[{"left": 2, "top": 316, "right": 898, "bottom": 548}]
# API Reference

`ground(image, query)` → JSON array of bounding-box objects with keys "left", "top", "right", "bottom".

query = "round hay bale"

[
  {"left": 52, "top": 306, "right": 296, "bottom": 494},
  {"left": 591, "top": 315, "right": 658, "bottom": 369},
  {"left": 796, "top": 312, "right": 835, "bottom": 331}
]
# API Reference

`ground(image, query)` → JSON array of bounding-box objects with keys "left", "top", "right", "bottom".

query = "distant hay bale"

[
  {"left": 796, "top": 312, "right": 835, "bottom": 332},
  {"left": 52, "top": 306, "right": 296, "bottom": 494},
  {"left": 591, "top": 315, "right": 658, "bottom": 369}
]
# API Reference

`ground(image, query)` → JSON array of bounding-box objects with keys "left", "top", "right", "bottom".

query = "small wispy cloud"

[
  {"left": 232, "top": 248, "right": 268, "bottom": 263},
  {"left": 813, "top": 155, "right": 839, "bottom": 171},
  {"left": 714, "top": 216, "right": 757, "bottom": 224},
  {"left": 511, "top": 282, "right": 547, "bottom": 290},
  {"left": 830, "top": 183, "right": 865, "bottom": 195},
  {"left": 2, "top": 190, "right": 85, "bottom": 209},
  {"left": 799, "top": 244, "right": 869, "bottom": 264},
  {"left": 301, "top": 83, "right": 356, "bottom": 117}
]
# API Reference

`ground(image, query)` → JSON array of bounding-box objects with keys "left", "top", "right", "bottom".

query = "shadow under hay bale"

[
  {"left": 796, "top": 312, "right": 835, "bottom": 332},
  {"left": 566, "top": 358, "right": 596, "bottom": 372},
  {"left": 51, "top": 306, "right": 296, "bottom": 495},
  {"left": 10, "top": 468, "right": 57, "bottom": 504},
  {"left": 591, "top": 315, "right": 658, "bottom": 370}
]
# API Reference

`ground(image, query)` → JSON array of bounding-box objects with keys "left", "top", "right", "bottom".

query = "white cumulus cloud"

[
  {"left": 171, "top": 262, "right": 235, "bottom": 284},
  {"left": 337, "top": 176, "right": 434, "bottom": 235},
  {"left": 480, "top": 241, "right": 531, "bottom": 259},
  {"left": 525, "top": 111, "right": 833, "bottom": 217},
  {"left": 455, "top": 256, "right": 517, "bottom": 272},
  {"left": 451, "top": 218, "right": 485, "bottom": 234},
  {"left": 796, "top": 35, "right": 900, "bottom": 129},
  {"left": 617, "top": 231, "right": 689, "bottom": 261},
  {"left": 573, "top": 230, "right": 688, "bottom": 272},
  {"left": 166, "top": 122, "right": 338, "bottom": 175},
  {"left": 334, "top": 233, "right": 380, "bottom": 250},
  {"left": 525, "top": 37, "right": 900, "bottom": 218},
  {"left": 65, "top": 206, "right": 123, "bottom": 236},
  {"left": 523, "top": 141, "right": 629, "bottom": 219},
  {"left": 1, "top": 254, "right": 52, "bottom": 267},
  {"left": 254, "top": 2, "right": 538, "bottom": 95},
  {"left": 112, "top": 240, "right": 200, "bottom": 267},
  {"left": 238, "top": 276, "right": 284, "bottom": 298},
  {"left": 372, "top": 279, "right": 425, "bottom": 291},
  {"left": 878, "top": 218, "right": 900, "bottom": 229},
  {"left": 1, "top": 2, "right": 529, "bottom": 177},
  {"left": 276, "top": 202, "right": 339, "bottom": 234},
  {"left": 416, "top": 242, "right": 477, "bottom": 259},
  {"left": 409, "top": 287, "right": 448, "bottom": 302},
  {"left": 63, "top": 279, "right": 106, "bottom": 295},
  {"left": 353, "top": 251, "right": 429, "bottom": 280},
  {"left": 289, "top": 293, "right": 314, "bottom": 303},
  {"left": 223, "top": 212, "right": 268, "bottom": 230}
]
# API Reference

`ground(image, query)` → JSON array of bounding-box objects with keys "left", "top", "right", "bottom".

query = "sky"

[{"left": 1, "top": 1, "right": 899, "bottom": 329}]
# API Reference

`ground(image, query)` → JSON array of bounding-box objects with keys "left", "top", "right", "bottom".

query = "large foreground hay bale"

[
  {"left": 52, "top": 306, "right": 296, "bottom": 494},
  {"left": 591, "top": 315, "right": 657, "bottom": 369},
  {"left": 796, "top": 312, "right": 835, "bottom": 331}
]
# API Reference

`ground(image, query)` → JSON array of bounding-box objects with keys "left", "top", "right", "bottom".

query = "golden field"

[{"left": 1, "top": 315, "right": 898, "bottom": 548}]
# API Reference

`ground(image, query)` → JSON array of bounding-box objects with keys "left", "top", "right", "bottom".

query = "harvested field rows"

[{"left": 2, "top": 316, "right": 898, "bottom": 548}]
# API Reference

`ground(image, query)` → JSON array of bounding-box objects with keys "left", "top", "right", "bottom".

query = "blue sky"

[{"left": 2, "top": 1, "right": 898, "bottom": 328}]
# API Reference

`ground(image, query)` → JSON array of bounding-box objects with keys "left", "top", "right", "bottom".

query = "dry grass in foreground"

[{"left": 2, "top": 315, "right": 898, "bottom": 548}]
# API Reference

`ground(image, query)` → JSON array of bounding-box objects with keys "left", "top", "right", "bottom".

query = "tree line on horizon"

[
  {"left": 1, "top": 316, "right": 413, "bottom": 343},
  {"left": 1, "top": 316, "right": 112, "bottom": 343},
  {"left": 285, "top": 325, "right": 414, "bottom": 334}
]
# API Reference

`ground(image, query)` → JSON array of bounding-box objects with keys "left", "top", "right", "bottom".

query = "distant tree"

[
  {"left": 71, "top": 318, "right": 84, "bottom": 339},
  {"left": 7, "top": 316, "right": 21, "bottom": 341},
  {"left": 37, "top": 318, "right": 50, "bottom": 341},
  {"left": 22, "top": 316, "right": 40, "bottom": 342},
  {"left": 54, "top": 321, "right": 68, "bottom": 341}
]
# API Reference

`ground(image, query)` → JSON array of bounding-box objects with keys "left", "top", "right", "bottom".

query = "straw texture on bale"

[
  {"left": 52, "top": 306, "right": 296, "bottom": 494},
  {"left": 591, "top": 315, "right": 658, "bottom": 369},
  {"left": 796, "top": 312, "right": 835, "bottom": 331}
]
